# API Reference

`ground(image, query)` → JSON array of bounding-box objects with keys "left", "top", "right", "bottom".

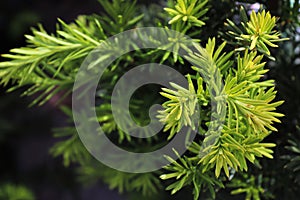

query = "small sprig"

[
  {"left": 200, "top": 129, "right": 246, "bottom": 178},
  {"left": 227, "top": 173, "right": 275, "bottom": 200},
  {"left": 225, "top": 7, "right": 288, "bottom": 58},
  {"left": 0, "top": 16, "right": 105, "bottom": 105},
  {"left": 98, "top": 0, "right": 144, "bottom": 34},
  {"left": 236, "top": 50, "right": 267, "bottom": 83},
  {"left": 225, "top": 77, "right": 284, "bottom": 134},
  {"left": 242, "top": 10, "right": 284, "bottom": 55},
  {"left": 160, "top": 149, "right": 224, "bottom": 200},
  {"left": 199, "top": 128, "right": 276, "bottom": 178},
  {"left": 157, "top": 75, "right": 200, "bottom": 139},
  {"left": 164, "top": 0, "right": 208, "bottom": 32}
]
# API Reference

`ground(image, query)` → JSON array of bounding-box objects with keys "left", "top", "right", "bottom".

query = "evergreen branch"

[
  {"left": 157, "top": 74, "right": 200, "bottom": 139},
  {"left": 0, "top": 16, "right": 106, "bottom": 105},
  {"left": 225, "top": 7, "right": 289, "bottom": 59},
  {"left": 164, "top": 0, "right": 209, "bottom": 33},
  {"left": 160, "top": 149, "right": 224, "bottom": 199},
  {"left": 97, "top": 0, "right": 144, "bottom": 34}
]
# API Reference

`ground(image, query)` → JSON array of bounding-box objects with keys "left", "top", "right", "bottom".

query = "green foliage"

[
  {"left": 0, "top": 184, "right": 35, "bottom": 200},
  {"left": 259, "top": 1, "right": 300, "bottom": 198},
  {"left": 78, "top": 164, "right": 162, "bottom": 196},
  {"left": 283, "top": 126, "right": 300, "bottom": 184},
  {"left": 157, "top": 75, "right": 200, "bottom": 139},
  {"left": 225, "top": 6, "right": 288, "bottom": 59},
  {"left": 158, "top": 2, "right": 286, "bottom": 198},
  {"left": 102, "top": 170, "right": 161, "bottom": 196},
  {"left": 50, "top": 126, "right": 91, "bottom": 167},
  {"left": 97, "top": 0, "right": 144, "bottom": 34},
  {"left": 160, "top": 149, "right": 224, "bottom": 200},
  {"left": 0, "top": 0, "right": 289, "bottom": 200},
  {"left": 227, "top": 173, "right": 274, "bottom": 200},
  {"left": 164, "top": 0, "right": 208, "bottom": 32},
  {"left": 0, "top": 15, "right": 104, "bottom": 106}
]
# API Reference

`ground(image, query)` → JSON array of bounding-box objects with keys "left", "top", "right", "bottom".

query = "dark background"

[{"left": 0, "top": 0, "right": 124, "bottom": 199}]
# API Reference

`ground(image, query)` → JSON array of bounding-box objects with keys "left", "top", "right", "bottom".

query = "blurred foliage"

[
  {"left": 0, "top": 183, "right": 35, "bottom": 200},
  {"left": 227, "top": 173, "right": 275, "bottom": 200},
  {"left": 282, "top": 126, "right": 300, "bottom": 184}
]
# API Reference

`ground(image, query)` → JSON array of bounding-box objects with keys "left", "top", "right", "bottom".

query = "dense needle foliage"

[{"left": 0, "top": 0, "right": 299, "bottom": 199}]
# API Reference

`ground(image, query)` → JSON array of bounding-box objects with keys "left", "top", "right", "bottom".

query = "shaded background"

[{"left": 0, "top": 0, "right": 124, "bottom": 199}]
